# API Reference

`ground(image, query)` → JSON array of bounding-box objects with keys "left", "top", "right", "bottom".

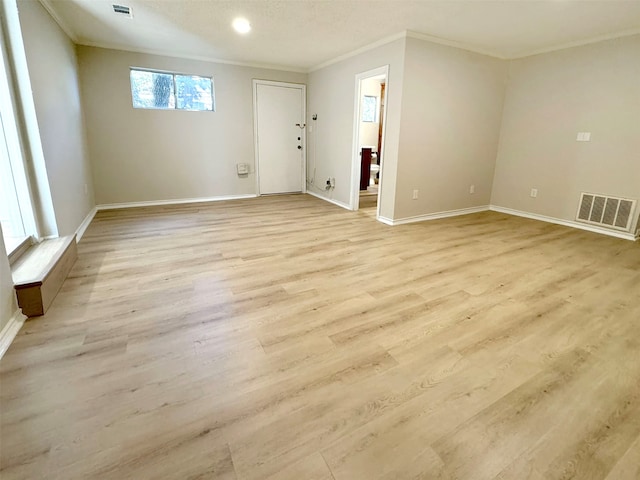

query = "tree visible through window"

[{"left": 130, "top": 69, "right": 214, "bottom": 111}]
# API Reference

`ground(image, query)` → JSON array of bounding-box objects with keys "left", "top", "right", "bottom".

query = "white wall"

[
  {"left": 76, "top": 46, "right": 306, "bottom": 205},
  {"left": 0, "top": 226, "right": 18, "bottom": 332},
  {"left": 492, "top": 35, "right": 640, "bottom": 232},
  {"left": 393, "top": 37, "right": 508, "bottom": 220},
  {"left": 307, "top": 38, "right": 406, "bottom": 218},
  {"left": 19, "top": 0, "right": 94, "bottom": 236}
]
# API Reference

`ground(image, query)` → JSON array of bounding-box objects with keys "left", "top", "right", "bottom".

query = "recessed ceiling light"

[{"left": 232, "top": 18, "right": 251, "bottom": 34}]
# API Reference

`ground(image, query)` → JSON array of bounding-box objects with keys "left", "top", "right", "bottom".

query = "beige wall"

[
  {"left": 19, "top": 0, "right": 94, "bottom": 236},
  {"left": 492, "top": 35, "right": 640, "bottom": 232},
  {"left": 393, "top": 37, "right": 508, "bottom": 220},
  {"left": 0, "top": 227, "right": 18, "bottom": 332},
  {"left": 76, "top": 46, "right": 306, "bottom": 205},
  {"left": 307, "top": 38, "right": 406, "bottom": 218}
]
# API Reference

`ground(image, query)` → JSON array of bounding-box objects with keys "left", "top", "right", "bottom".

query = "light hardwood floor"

[{"left": 1, "top": 194, "right": 639, "bottom": 479}]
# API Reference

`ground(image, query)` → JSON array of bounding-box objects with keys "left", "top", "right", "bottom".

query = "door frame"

[
  {"left": 253, "top": 79, "right": 307, "bottom": 196},
  {"left": 349, "top": 65, "right": 389, "bottom": 217}
]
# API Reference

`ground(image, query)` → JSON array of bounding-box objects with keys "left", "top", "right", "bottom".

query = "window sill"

[{"left": 5, "top": 235, "right": 32, "bottom": 266}]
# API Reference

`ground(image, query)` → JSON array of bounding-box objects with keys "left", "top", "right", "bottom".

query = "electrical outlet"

[
  {"left": 530, "top": 188, "right": 538, "bottom": 198},
  {"left": 412, "top": 189, "right": 419, "bottom": 200},
  {"left": 469, "top": 185, "right": 475, "bottom": 194},
  {"left": 330, "top": 177, "right": 335, "bottom": 188},
  {"left": 576, "top": 132, "right": 591, "bottom": 142}
]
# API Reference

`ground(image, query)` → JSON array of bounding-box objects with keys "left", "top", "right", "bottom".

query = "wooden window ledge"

[{"left": 11, "top": 235, "right": 77, "bottom": 317}]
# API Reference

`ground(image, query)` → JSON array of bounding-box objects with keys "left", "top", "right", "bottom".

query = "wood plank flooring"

[{"left": 1, "top": 194, "right": 639, "bottom": 479}]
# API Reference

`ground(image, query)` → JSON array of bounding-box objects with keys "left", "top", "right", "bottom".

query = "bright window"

[
  {"left": 130, "top": 69, "right": 215, "bottom": 111},
  {"left": 0, "top": 113, "right": 25, "bottom": 249},
  {"left": 362, "top": 95, "right": 378, "bottom": 122},
  {"left": 0, "top": 31, "right": 34, "bottom": 256}
]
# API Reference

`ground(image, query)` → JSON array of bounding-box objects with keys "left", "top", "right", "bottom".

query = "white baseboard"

[
  {"left": 382, "top": 205, "right": 490, "bottom": 226},
  {"left": 306, "top": 191, "right": 352, "bottom": 211},
  {"left": 76, "top": 206, "right": 97, "bottom": 242},
  {"left": 96, "top": 194, "right": 258, "bottom": 211},
  {"left": 490, "top": 205, "right": 638, "bottom": 241},
  {"left": 0, "top": 309, "right": 26, "bottom": 359}
]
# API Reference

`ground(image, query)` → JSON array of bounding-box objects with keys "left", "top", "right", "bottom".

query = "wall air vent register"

[
  {"left": 576, "top": 193, "right": 636, "bottom": 232},
  {"left": 112, "top": 4, "right": 133, "bottom": 18}
]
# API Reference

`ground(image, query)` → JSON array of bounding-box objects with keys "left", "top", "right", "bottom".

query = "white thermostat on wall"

[{"left": 236, "top": 163, "right": 250, "bottom": 175}]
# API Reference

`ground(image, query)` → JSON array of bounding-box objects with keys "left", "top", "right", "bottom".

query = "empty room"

[{"left": 1, "top": 0, "right": 639, "bottom": 478}]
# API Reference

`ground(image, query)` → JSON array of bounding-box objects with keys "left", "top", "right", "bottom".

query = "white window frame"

[
  {"left": 129, "top": 67, "right": 215, "bottom": 112},
  {"left": 0, "top": 25, "right": 37, "bottom": 252}
]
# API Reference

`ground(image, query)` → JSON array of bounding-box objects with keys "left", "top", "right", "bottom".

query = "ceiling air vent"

[
  {"left": 576, "top": 192, "right": 636, "bottom": 232},
  {"left": 112, "top": 4, "right": 133, "bottom": 18}
]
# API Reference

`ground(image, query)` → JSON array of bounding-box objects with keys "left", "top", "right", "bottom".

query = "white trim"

[
  {"left": 253, "top": 80, "right": 260, "bottom": 197},
  {"left": 310, "top": 29, "right": 640, "bottom": 73},
  {"left": 38, "top": 0, "right": 78, "bottom": 43},
  {"left": 0, "top": 309, "right": 26, "bottom": 360},
  {"left": 309, "top": 32, "right": 406, "bottom": 72},
  {"left": 511, "top": 28, "right": 640, "bottom": 60},
  {"left": 490, "top": 205, "right": 638, "bottom": 241},
  {"left": 406, "top": 31, "right": 506, "bottom": 59},
  {"left": 377, "top": 215, "right": 394, "bottom": 226},
  {"left": 383, "top": 206, "right": 490, "bottom": 226},
  {"left": 2, "top": 0, "right": 58, "bottom": 238},
  {"left": 407, "top": 29, "right": 640, "bottom": 60},
  {"left": 78, "top": 41, "right": 307, "bottom": 73},
  {"left": 253, "top": 80, "right": 307, "bottom": 197},
  {"left": 7, "top": 236, "right": 32, "bottom": 266},
  {"left": 76, "top": 206, "right": 97, "bottom": 242},
  {"left": 350, "top": 65, "right": 389, "bottom": 216},
  {"left": 96, "top": 194, "right": 258, "bottom": 211},
  {"left": 306, "top": 191, "right": 351, "bottom": 211},
  {"left": 33, "top": 2, "right": 640, "bottom": 75},
  {"left": 0, "top": 17, "right": 39, "bottom": 239}
]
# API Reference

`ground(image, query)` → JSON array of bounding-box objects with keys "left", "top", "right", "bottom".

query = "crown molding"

[
  {"left": 38, "top": 0, "right": 78, "bottom": 43},
  {"left": 309, "top": 27, "right": 640, "bottom": 73},
  {"left": 34, "top": 1, "right": 640, "bottom": 74},
  {"left": 76, "top": 40, "right": 308, "bottom": 73},
  {"left": 308, "top": 31, "right": 407, "bottom": 72},
  {"left": 510, "top": 28, "right": 640, "bottom": 60},
  {"left": 405, "top": 30, "right": 507, "bottom": 59}
]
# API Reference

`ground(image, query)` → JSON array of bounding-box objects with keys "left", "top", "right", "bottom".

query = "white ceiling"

[{"left": 42, "top": 0, "right": 640, "bottom": 71}]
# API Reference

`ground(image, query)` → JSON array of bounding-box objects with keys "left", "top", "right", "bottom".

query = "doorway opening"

[{"left": 350, "top": 65, "right": 388, "bottom": 217}]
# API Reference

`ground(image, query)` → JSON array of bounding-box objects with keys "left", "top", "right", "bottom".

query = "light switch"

[{"left": 576, "top": 132, "right": 591, "bottom": 142}]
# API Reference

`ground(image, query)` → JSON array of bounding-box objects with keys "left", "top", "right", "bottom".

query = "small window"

[
  {"left": 130, "top": 68, "right": 214, "bottom": 111},
  {"left": 362, "top": 95, "right": 378, "bottom": 122}
]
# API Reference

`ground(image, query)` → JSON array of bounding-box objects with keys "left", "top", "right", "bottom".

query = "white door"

[{"left": 254, "top": 81, "right": 305, "bottom": 194}]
